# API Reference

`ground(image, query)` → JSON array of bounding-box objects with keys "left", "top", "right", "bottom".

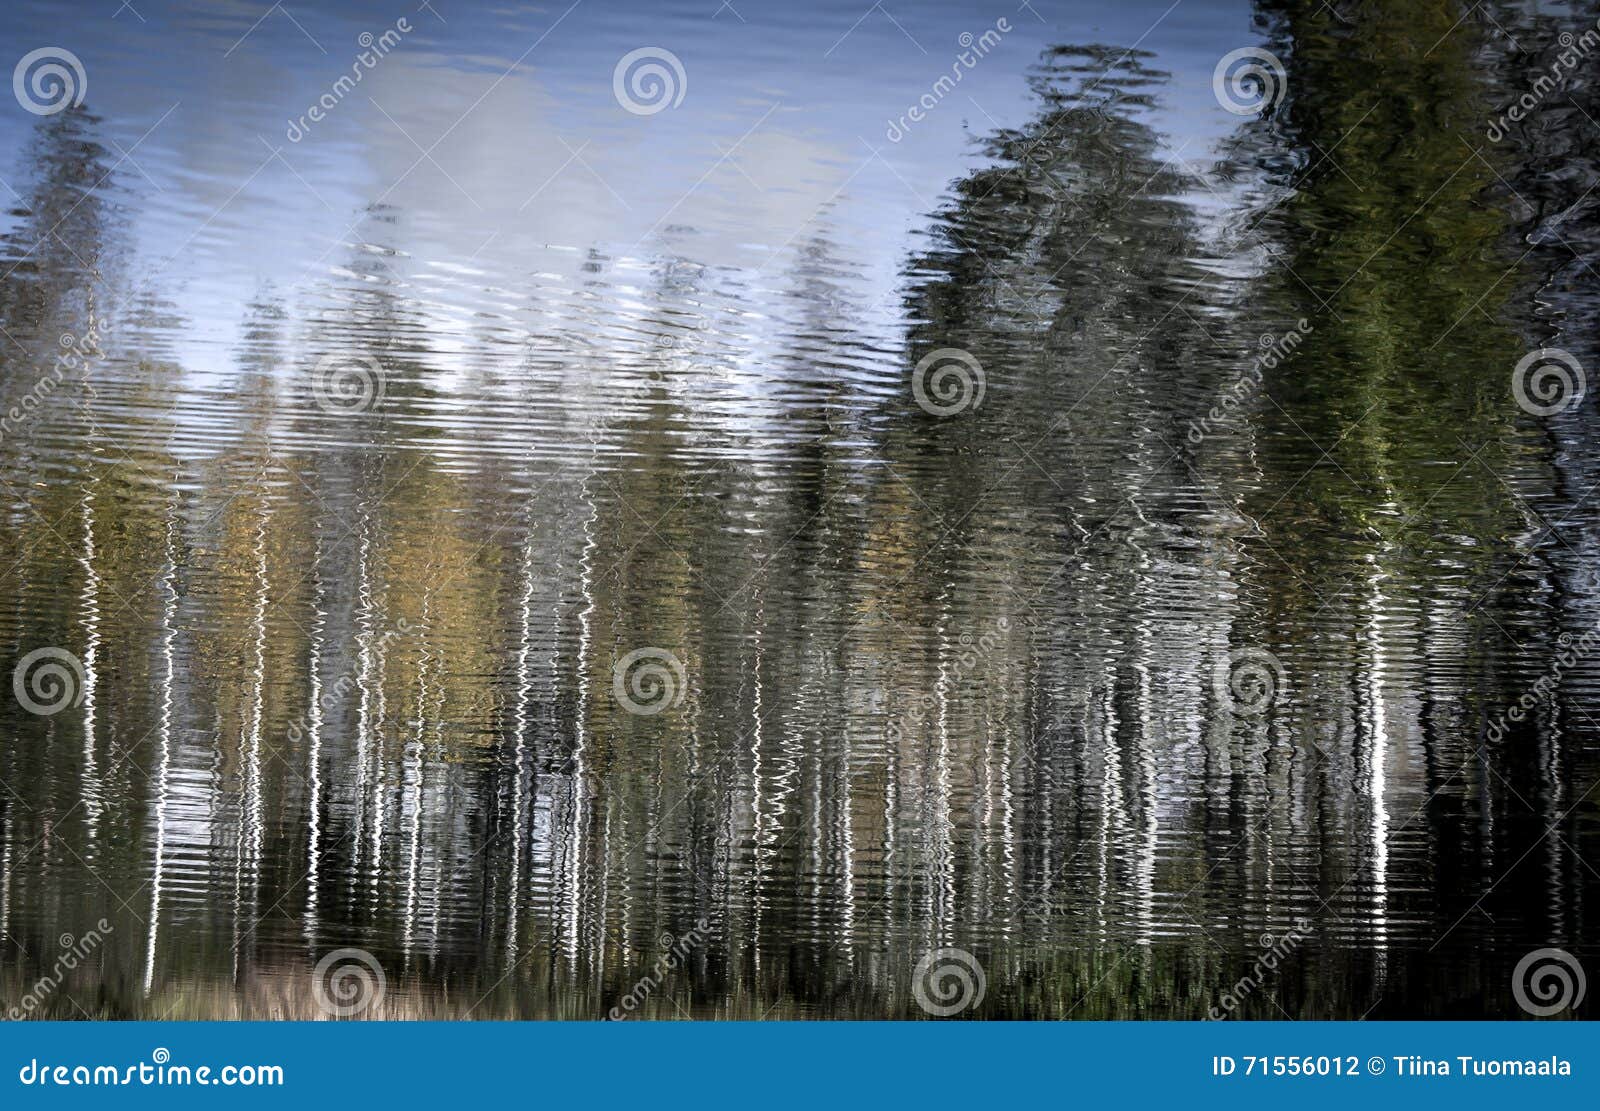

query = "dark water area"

[{"left": 0, "top": 0, "right": 1597, "bottom": 1019}]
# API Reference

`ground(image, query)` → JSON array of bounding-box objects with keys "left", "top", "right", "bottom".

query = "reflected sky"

[{"left": 1, "top": 0, "right": 1254, "bottom": 390}]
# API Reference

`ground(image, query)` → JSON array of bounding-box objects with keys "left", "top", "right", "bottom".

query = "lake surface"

[{"left": 1, "top": 0, "right": 1597, "bottom": 1019}]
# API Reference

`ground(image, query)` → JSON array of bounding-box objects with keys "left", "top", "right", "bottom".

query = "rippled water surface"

[{"left": 1, "top": 0, "right": 1598, "bottom": 1019}]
